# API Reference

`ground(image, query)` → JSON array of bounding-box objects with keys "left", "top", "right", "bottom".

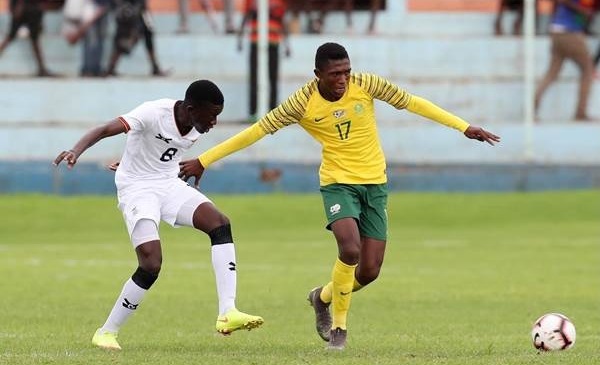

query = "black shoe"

[
  {"left": 327, "top": 327, "right": 347, "bottom": 350},
  {"left": 307, "top": 286, "right": 331, "bottom": 342}
]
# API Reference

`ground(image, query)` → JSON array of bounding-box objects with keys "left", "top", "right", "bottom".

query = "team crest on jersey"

[
  {"left": 333, "top": 110, "right": 345, "bottom": 119},
  {"left": 354, "top": 104, "right": 364, "bottom": 114}
]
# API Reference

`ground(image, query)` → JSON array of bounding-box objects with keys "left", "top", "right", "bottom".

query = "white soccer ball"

[{"left": 531, "top": 313, "right": 576, "bottom": 351}]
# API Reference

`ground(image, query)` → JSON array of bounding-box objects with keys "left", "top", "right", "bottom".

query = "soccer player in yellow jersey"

[{"left": 179, "top": 42, "right": 501, "bottom": 350}]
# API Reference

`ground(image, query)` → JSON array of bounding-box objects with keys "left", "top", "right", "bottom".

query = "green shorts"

[{"left": 319, "top": 183, "right": 388, "bottom": 241}]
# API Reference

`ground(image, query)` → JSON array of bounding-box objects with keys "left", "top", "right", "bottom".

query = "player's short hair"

[
  {"left": 184, "top": 80, "right": 224, "bottom": 107},
  {"left": 315, "top": 42, "right": 349, "bottom": 70}
]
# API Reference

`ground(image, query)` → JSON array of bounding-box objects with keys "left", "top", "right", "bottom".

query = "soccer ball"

[{"left": 531, "top": 313, "right": 576, "bottom": 351}]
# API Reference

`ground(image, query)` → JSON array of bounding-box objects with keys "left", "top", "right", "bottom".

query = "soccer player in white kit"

[{"left": 53, "top": 80, "right": 263, "bottom": 350}]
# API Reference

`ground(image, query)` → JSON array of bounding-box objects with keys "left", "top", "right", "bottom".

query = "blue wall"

[{"left": 5, "top": 161, "right": 599, "bottom": 195}]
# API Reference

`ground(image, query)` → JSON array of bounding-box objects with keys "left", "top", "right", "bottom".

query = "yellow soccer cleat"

[
  {"left": 215, "top": 308, "right": 264, "bottom": 335},
  {"left": 92, "top": 328, "right": 122, "bottom": 350}
]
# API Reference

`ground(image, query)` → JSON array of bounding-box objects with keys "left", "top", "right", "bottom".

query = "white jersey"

[{"left": 115, "top": 99, "right": 200, "bottom": 189}]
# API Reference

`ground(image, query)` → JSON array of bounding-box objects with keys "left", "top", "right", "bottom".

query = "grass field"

[{"left": 0, "top": 191, "right": 599, "bottom": 365}]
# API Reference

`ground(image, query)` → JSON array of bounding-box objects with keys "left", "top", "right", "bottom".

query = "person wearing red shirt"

[{"left": 237, "top": 0, "right": 291, "bottom": 122}]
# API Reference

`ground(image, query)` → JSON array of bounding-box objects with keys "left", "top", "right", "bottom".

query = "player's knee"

[
  {"left": 135, "top": 242, "right": 162, "bottom": 275},
  {"left": 139, "top": 257, "right": 162, "bottom": 276},
  {"left": 208, "top": 223, "right": 233, "bottom": 245},
  {"left": 136, "top": 245, "right": 162, "bottom": 275},
  {"left": 213, "top": 213, "right": 230, "bottom": 228},
  {"left": 356, "top": 268, "right": 380, "bottom": 286},
  {"left": 131, "top": 266, "right": 159, "bottom": 290},
  {"left": 338, "top": 242, "right": 360, "bottom": 265}
]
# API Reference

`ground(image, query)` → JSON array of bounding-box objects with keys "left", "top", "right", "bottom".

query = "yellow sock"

[
  {"left": 331, "top": 258, "right": 357, "bottom": 330},
  {"left": 320, "top": 279, "right": 364, "bottom": 304}
]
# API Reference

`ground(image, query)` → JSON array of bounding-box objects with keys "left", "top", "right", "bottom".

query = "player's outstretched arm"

[
  {"left": 179, "top": 123, "right": 268, "bottom": 187},
  {"left": 53, "top": 118, "right": 127, "bottom": 169},
  {"left": 463, "top": 125, "right": 501, "bottom": 146}
]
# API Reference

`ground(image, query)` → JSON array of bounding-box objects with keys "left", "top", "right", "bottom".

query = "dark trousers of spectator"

[
  {"left": 81, "top": 14, "right": 107, "bottom": 76},
  {"left": 249, "top": 42, "right": 279, "bottom": 116}
]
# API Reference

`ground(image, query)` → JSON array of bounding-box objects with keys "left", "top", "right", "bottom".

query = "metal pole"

[
  {"left": 257, "top": 0, "right": 269, "bottom": 118},
  {"left": 523, "top": 0, "right": 536, "bottom": 161}
]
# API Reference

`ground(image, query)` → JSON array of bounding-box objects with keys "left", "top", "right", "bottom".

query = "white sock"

[
  {"left": 211, "top": 243, "right": 237, "bottom": 315},
  {"left": 101, "top": 278, "right": 147, "bottom": 333}
]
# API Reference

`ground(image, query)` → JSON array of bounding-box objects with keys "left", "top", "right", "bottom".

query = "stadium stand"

[{"left": 0, "top": 0, "right": 598, "bottom": 193}]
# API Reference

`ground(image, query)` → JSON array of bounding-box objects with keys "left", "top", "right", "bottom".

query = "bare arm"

[{"left": 53, "top": 118, "right": 128, "bottom": 169}]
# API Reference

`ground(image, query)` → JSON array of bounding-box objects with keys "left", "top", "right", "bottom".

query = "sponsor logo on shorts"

[{"left": 329, "top": 203, "right": 341, "bottom": 215}]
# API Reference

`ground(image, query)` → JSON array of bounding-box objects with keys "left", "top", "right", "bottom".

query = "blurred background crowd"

[{"left": 1, "top": 1, "right": 598, "bottom": 123}]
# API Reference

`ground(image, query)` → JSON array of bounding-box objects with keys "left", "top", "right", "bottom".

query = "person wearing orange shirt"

[{"left": 237, "top": 0, "right": 291, "bottom": 122}]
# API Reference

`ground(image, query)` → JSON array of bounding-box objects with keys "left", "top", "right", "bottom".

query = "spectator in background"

[
  {"left": 176, "top": 0, "right": 218, "bottom": 34},
  {"left": 223, "top": 0, "right": 237, "bottom": 34},
  {"left": 237, "top": 0, "right": 290, "bottom": 123},
  {"left": 80, "top": 0, "right": 110, "bottom": 77},
  {"left": 494, "top": 0, "right": 540, "bottom": 35},
  {"left": 495, "top": 0, "right": 525, "bottom": 35},
  {"left": 593, "top": 0, "right": 600, "bottom": 78},
  {"left": 286, "top": 0, "right": 331, "bottom": 34},
  {"left": 0, "top": 0, "right": 55, "bottom": 76},
  {"left": 535, "top": 0, "right": 595, "bottom": 121},
  {"left": 341, "top": 0, "right": 381, "bottom": 34},
  {"left": 288, "top": 0, "right": 380, "bottom": 35},
  {"left": 105, "top": 0, "right": 169, "bottom": 77},
  {"left": 64, "top": 0, "right": 111, "bottom": 77}
]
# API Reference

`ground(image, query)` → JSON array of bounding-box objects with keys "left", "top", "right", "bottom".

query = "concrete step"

[
  {"left": 0, "top": 30, "right": 593, "bottom": 79},
  {"left": 0, "top": 76, "right": 595, "bottom": 125}
]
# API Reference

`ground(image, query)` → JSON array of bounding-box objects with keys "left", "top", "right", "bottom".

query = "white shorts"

[{"left": 117, "top": 178, "right": 211, "bottom": 240}]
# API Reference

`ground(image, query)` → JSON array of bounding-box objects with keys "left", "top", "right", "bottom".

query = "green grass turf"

[{"left": 0, "top": 191, "right": 599, "bottom": 365}]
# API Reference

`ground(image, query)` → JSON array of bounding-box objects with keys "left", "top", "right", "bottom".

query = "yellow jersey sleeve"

[
  {"left": 354, "top": 73, "right": 469, "bottom": 132},
  {"left": 258, "top": 81, "right": 314, "bottom": 134},
  {"left": 198, "top": 123, "right": 267, "bottom": 168},
  {"left": 406, "top": 95, "right": 470, "bottom": 132},
  {"left": 198, "top": 81, "right": 314, "bottom": 168}
]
